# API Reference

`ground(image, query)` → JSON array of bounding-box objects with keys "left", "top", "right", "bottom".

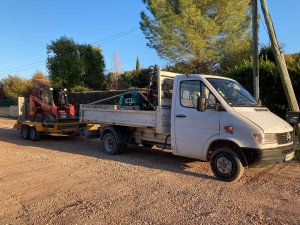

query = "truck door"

[{"left": 174, "top": 80, "right": 220, "bottom": 159}]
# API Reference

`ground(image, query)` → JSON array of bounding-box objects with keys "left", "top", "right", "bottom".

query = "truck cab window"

[
  {"left": 180, "top": 81, "right": 200, "bottom": 108},
  {"left": 180, "top": 80, "right": 217, "bottom": 109}
]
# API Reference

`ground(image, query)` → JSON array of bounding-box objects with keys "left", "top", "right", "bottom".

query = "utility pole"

[
  {"left": 252, "top": 0, "right": 259, "bottom": 102},
  {"left": 260, "top": 0, "right": 299, "bottom": 113}
]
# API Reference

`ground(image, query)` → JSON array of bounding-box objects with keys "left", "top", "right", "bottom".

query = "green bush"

[
  {"left": 71, "top": 85, "right": 91, "bottom": 92},
  {"left": 224, "top": 59, "right": 299, "bottom": 119}
]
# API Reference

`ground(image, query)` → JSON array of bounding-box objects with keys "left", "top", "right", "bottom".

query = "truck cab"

[{"left": 171, "top": 74, "right": 295, "bottom": 181}]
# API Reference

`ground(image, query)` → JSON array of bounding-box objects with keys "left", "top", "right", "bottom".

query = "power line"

[
  {"left": 0, "top": 60, "right": 45, "bottom": 73},
  {"left": 260, "top": 17, "right": 281, "bottom": 50},
  {"left": 1, "top": 62, "right": 46, "bottom": 75},
  {"left": 260, "top": 18, "right": 269, "bottom": 37},
  {"left": 0, "top": 26, "right": 140, "bottom": 75},
  {"left": 100, "top": 28, "right": 139, "bottom": 45},
  {"left": 93, "top": 26, "right": 139, "bottom": 45}
]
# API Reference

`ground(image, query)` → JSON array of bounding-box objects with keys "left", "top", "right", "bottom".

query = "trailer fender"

[{"left": 99, "top": 125, "right": 127, "bottom": 143}]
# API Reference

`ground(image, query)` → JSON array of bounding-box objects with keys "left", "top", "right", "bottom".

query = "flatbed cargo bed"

[{"left": 80, "top": 70, "right": 178, "bottom": 135}]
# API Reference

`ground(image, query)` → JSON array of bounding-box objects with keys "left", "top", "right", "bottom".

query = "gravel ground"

[{"left": 0, "top": 117, "right": 299, "bottom": 224}]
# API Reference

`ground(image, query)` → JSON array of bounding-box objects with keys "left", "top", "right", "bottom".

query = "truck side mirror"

[{"left": 197, "top": 97, "right": 206, "bottom": 112}]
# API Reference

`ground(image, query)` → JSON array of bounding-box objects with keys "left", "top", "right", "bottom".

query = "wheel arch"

[
  {"left": 206, "top": 140, "right": 248, "bottom": 167},
  {"left": 99, "top": 125, "right": 127, "bottom": 143}
]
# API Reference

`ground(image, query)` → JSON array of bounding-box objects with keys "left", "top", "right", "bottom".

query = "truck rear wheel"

[
  {"left": 102, "top": 132, "right": 126, "bottom": 155},
  {"left": 210, "top": 147, "right": 244, "bottom": 182},
  {"left": 29, "top": 126, "right": 40, "bottom": 141},
  {"left": 21, "top": 125, "right": 30, "bottom": 140}
]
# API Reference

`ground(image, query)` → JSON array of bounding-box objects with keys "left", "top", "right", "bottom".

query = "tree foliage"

[
  {"left": 130, "top": 68, "right": 151, "bottom": 88},
  {"left": 32, "top": 70, "right": 48, "bottom": 80},
  {"left": 140, "top": 0, "right": 252, "bottom": 73},
  {"left": 108, "top": 67, "right": 153, "bottom": 90},
  {"left": 224, "top": 51, "right": 300, "bottom": 118},
  {"left": 135, "top": 56, "right": 141, "bottom": 75},
  {"left": 78, "top": 44, "right": 106, "bottom": 90},
  {"left": 47, "top": 36, "right": 105, "bottom": 90},
  {"left": 1, "top": 75, "right": 31, "bottom": 97},
  {"left": 31, "top": 70, "right": 50, "bottom": 87},
  {"left": 71, "top": 85, "right": 92, "bottom": 92}
]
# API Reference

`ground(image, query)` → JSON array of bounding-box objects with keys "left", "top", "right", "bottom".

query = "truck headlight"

[{"left": 252, "top": 133, "right": 277, "bottom": 144}]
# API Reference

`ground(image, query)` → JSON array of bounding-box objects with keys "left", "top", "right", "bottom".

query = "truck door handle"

[{"left": 176, "top": 114, "right": 186, "bottom": 118}]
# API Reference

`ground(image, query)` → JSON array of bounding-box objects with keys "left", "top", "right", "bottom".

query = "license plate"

[{"left": 285, "top": 151, "right": 295, "bottom": 161}]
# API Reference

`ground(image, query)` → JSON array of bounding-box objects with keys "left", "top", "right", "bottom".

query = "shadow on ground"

[{"left": 0, "top": 127, "right": 216, "bottom": 181}]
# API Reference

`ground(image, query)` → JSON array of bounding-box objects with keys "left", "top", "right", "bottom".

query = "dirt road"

[{"left": 0, "top": 117, "right": 299, "bottom": 224}]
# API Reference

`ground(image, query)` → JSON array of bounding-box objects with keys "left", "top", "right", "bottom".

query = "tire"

[
  {"left": 21, "top": 125, "right": 30, "bottom": 140},
  {"left": 43, "top": 114, "right": 55, "bottom": 123},
  {"left": 210, "top": 147, "right": 244, "bottom": 182},
  {"left": 29, "top": 126, "right": 40, "bottom": 141},
  {"left": 101, "top": 132, "right": 126, "bottom": 155},
  {"left": 33, "top": 113, "right": 43, "bottom": 122}
]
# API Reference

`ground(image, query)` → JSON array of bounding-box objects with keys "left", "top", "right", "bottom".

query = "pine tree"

[
  {"left": 140, "top": 0, "right": 251, "bottom": 73},
  {"left": 135, "top": 56, "right": 141, "bottom": 75}
]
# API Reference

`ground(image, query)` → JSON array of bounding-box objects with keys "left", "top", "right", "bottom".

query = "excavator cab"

[
  {"left": 53, "top": 89, "right": 68, "bottom": 109},
  {"left": 52, "top": 89, "right": 76, "bottom": 119}
]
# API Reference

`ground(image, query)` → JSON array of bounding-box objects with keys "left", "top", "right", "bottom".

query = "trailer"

[
  {"left": 80, "top": 68, "right": 295, "bottom": 182},
  {"left": 14, "top": 120, "right": 96, "bottom": 141},
  {"left": 14, "top": 97, "right": 97, "bottom": 141}
]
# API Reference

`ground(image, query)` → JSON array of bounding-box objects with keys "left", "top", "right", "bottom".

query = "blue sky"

[{"left": 0, "top": 0, "right": 299, "bottom": 80}]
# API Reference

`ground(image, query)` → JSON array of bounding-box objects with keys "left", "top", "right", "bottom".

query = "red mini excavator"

[{"left": 30, "top": 88, "right": 76, "bottom": 123}]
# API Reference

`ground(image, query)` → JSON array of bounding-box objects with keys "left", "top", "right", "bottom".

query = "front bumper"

[{"left": 241, "top": 144, "right": 295, "bottom": 167}]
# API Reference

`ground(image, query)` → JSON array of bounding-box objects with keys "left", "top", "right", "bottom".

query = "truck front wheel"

[
  {"left": 102, "top": 132, "right": 126, "bottom": 155},
  {"left": 210, "top": 147, "right": 244, "bottom": 182}
]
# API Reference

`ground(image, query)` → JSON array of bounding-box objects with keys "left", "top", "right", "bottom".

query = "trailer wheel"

[
  {"left": 29, "top": 126, "right": 40, "bottom": 141},
  {"left": 102, "top": 132, "right": 122, "bottom": 155},
  {"left": 21, "top": 125, "right": 30, "bottom": 140},
  {"left": 210, "top": 147, "right": 244, "bottom": 182}
]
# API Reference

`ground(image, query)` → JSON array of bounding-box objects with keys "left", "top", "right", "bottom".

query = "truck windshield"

[{"left": 207, "top": 78, "right": 259, "bottom": 107}]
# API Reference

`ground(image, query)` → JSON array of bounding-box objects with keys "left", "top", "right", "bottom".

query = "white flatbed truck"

[{"left": 80, "top": 69, "right": 295, "bottom": 181}]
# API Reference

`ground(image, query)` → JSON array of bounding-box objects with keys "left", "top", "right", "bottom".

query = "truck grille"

[{"left": 276, "top": 132, "right": 293, "bottom": 145}]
